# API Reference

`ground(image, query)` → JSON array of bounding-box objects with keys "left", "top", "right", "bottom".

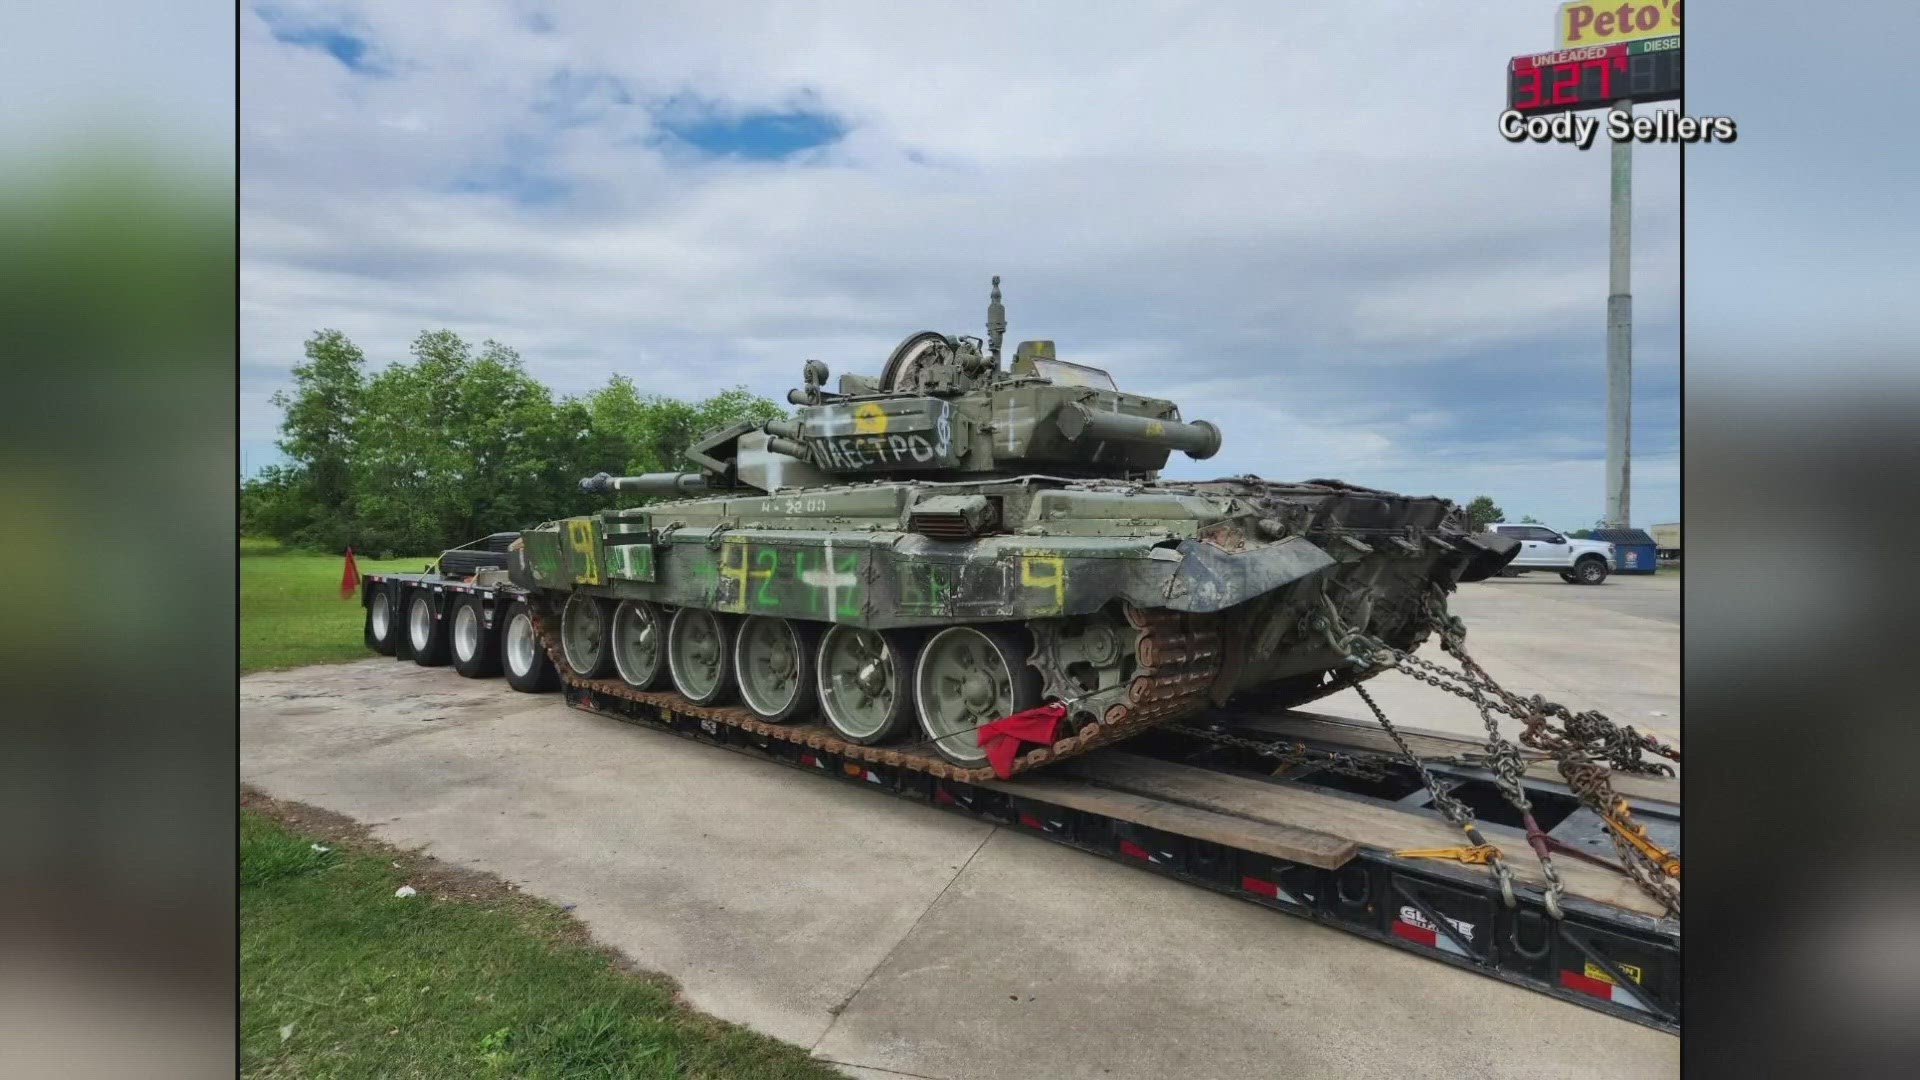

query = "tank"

[{"left": 511, "top": 278, "right": 1518, "bottom": 778}]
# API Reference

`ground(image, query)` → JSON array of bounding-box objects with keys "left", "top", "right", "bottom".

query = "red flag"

[
  {"left": 976, "top": 702, "right": 1067, "bottom": 779},
  {"left": 339, "top": 547, "right": 361, "bottom": 600}
]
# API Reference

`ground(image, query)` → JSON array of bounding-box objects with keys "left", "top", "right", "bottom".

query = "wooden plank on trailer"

[
  {"left": 1059, "top": 751, "right": 1668, "bottom": 917},
  {"left": 981, "top": 774, "right": 1358, "bottom": 870}
]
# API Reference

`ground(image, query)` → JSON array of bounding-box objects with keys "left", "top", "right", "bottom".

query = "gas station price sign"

[{"left": 1508, "top": 35, "right": 1680, "bottom": 116}]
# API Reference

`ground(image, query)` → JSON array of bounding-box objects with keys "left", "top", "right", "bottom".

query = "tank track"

[{"left": 530, "top": 602, "right": 1225, "bottom": 782}]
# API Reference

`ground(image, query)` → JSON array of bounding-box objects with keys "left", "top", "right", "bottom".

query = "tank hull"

[{"left": 512, "top": 475, "right": 1515, "bottom": 772}]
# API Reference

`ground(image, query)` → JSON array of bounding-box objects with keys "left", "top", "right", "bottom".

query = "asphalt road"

[{"left": 241, "top": 578, "right": 1680, "bottom": 1079}]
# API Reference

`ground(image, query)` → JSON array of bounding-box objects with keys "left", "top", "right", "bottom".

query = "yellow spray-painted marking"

[
  {"left": 1144, "top": 420, "right": 1165, "bottom": 438},
  {"left": 1583, "top": 960, "right": 1643, "bottom": 986},
  {"left": 853, "top": 401, "right": 889, "bottom": 434},
  {"left": 565, "top": 518, "right": 601, "bottom": 584},
  {"left": 719, "top": 536, "right": 750, "bottom": 612},
  {"left": 1019, "top": 554, "right": 1066, "bottom": 615}
]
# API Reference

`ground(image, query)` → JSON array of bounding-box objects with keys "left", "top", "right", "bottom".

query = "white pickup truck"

[{"left": 1484, "top": 523, "right": 1614, "bottom": 585}]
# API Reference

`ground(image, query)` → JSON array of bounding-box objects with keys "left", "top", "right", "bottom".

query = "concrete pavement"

[
  {"left": 240, "top": 579, "right": 1679, "bottom": 1079},
  {"left": 1311, "top": 574, "right": 1680, "bottom": 748}
]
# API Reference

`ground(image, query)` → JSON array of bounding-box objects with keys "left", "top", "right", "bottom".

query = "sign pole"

[{"left": 1604, "top": 99, "right": 1633, "bottom": 528}]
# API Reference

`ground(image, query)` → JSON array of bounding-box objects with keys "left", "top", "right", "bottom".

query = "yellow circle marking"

[{"left": 853, "top": 402, "right": 888, "bottom": 434}]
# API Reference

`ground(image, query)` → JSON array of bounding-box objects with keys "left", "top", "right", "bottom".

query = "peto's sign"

[{"left": 1556, "top": 1, "right": 1680, "bottom": 48}]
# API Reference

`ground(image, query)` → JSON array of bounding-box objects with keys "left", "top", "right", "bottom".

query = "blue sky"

[{"left": 241, "top": 0, "right": 1682, "bottom": 529}]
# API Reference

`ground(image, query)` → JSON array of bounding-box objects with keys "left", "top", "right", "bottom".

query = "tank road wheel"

[
  {"left": 816, "top": 626, "right": 918, "bottom": 744},
  {"left": 364, "top": 589, "right": 397, "bottom": 656},
  {"left": 668, "top": 608, "right": 736, "bottom": 706},
  {"left": 914, "top": 625, "right": 1043, "bottom": 769},
  {"left": 610, "top": 600, "right": 668, "bottom": 690},
  {"left": 734, "top": 617, "right": 819, "bottom": 723},
  {"left": 560, "top": 593, "right": 616, "bottom": 679},
  {"left": 407, "top": 591, "right": 451, "bottom": 667},
  {"left": 502, "top": 598, "right": 559, "bottom": 693},
  {"left": 450, "top": 596, "right": 501, "bottom": 678}
]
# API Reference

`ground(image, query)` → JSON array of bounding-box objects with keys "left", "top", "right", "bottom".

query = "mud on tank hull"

[{"left": 511, "top": 475, "right": 1517, "bottom": 776}]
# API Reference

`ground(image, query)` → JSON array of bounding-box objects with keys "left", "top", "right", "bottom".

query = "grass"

[
  {"left": 241, "top": 795, "right": 840, "bottom": 1080},
  {"left": 241, "top": 537, "right": 434, "bottom": 674}
]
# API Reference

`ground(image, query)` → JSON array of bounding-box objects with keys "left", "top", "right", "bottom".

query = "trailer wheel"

[
  {"left": 451, "top": 596, "right": 501, "bottom": 678},
  {"left": 364, "top": 589, "right": 398, "bottom": 656},
  {"left": 407, "top": 591, "right": 451, "bottom": 667},
  {"left": 502, "top": 599, "right": 559, "bottom": 692}
]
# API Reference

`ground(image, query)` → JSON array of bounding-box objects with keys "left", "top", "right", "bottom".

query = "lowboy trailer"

[{"left": 360, "top": 566, "right": 1680, "bottom": 1033}]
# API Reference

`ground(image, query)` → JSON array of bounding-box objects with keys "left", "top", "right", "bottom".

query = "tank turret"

[{"left": 757, "top": 278, "right": 1218, "bottom": 483}]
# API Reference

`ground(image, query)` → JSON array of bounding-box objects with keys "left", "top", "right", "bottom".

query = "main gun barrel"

[
  {"left": 1056, "top": 403, "right": 1221, "bottom": 460},
  {"left": 579, "top": 471, "right": 709, "bottom": 496}
]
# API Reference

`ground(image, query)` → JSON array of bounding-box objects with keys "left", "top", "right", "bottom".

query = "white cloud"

[{"left": 241, "top": 0, "right": 1681, "bottom": 527}]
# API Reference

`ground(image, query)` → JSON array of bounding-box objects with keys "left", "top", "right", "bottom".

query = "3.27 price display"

[{"left": 1508, "top": 36, "right": 1680, "bottom": 116}]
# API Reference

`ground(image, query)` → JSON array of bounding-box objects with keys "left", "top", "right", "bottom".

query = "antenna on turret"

[{"left": 986, "top": 275, "right": 1006, "bottom": 368}]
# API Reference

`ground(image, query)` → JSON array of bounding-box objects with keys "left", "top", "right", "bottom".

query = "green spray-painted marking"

[
  {"left": 526, "top": 533, "right": 563, "bottom": 583},
  {"left": 753, "top": 548, "right": 780, "bottom": 608},
  {"left": 834, "top": 552, "right": 861, "bottom": 619},
  {"left": 608, "top": 543, "right": 653, "bottom": 581},
  {"left": 900, "top": 563, "right": 951, "bottom": 613}
]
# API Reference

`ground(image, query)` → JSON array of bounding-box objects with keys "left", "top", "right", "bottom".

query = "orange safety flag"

[{"left": 339, "top": 547, "right": 361, "bottom": 600}]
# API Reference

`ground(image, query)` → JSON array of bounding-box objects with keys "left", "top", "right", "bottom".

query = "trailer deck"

[
  {"left": 563, "top": 683, "right": 1680, "bottom": 1032},
  {"left": 364, "top": 568, "right": 1680, "bottom": 1032}
]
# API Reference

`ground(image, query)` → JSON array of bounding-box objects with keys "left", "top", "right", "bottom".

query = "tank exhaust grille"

[
  {"left": 908, "top": 493, "right": 998, "bottom": 540},
  {"left": 909, "top": 512, "right": 980, "bottom": 540}
]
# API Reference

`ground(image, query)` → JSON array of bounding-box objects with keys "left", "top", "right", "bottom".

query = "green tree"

[
  {"left": 351, "top": 332, "right": 592, "bottom": 553},
  {"left": 584, "top": 376, "right": 785, "bottom": 478},
  {"left": 1519, "top": 515, "right": 1544, "bottom": 525},
  {"left": 240, "top": 464, "right": 307, "bottom": 540},
  {"left": 258, "top": 330, "right": 367, "bottom": 549},
  {"left": 1462, "top": 495, "right": 1505, "bottom": 532},
  {"left": 248, "top": 327, "right": 788, "bottom": 553}
]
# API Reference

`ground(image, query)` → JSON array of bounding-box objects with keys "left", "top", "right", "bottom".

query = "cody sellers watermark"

[{"left": 1501, "top": 108, "right": 1737, "bottom": 149}]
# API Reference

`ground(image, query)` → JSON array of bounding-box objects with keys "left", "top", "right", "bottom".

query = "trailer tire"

[
  {"left": 364, "top": 589, "right": 398, "bottom": 656},
  {"left": 502, "top": 599, "right": 559, "bottom": 692},
  {"left": 451, "top": 595, "right": 501, "bottom": 678},
  {"left": 407, "top": 590, "right": 452, "bottom": 666}
]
